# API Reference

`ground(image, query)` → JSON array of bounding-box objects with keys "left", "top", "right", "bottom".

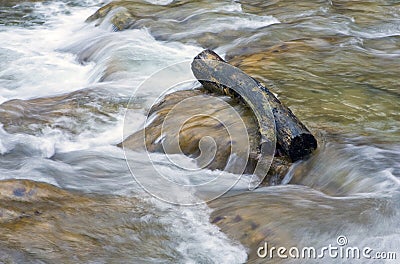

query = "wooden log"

[{"left": 191, "top": 49, "right": 317, "bottom": 162}]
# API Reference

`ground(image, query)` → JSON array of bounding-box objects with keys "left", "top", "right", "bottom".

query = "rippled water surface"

[{"left": 0, "top": 0, "right": 399, "bottom": 263}]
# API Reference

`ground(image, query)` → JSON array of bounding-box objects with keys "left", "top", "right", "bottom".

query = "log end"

[{"left": 288, "top": 133, "right": 318, "bottom": 162}]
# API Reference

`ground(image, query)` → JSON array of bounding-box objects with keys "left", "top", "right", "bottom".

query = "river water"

[{"left": 0, "top": 0, "right": 399, "bottom": 263}]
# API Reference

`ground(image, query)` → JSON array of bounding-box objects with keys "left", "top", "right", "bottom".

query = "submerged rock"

[
  {"left": 0, "top": 0, "right": 48, "bottom": 27},
  {"left": 0, "top": 88, "right": 127, "bottom": 135},
  {"left": 85, "top": 1, "right": 279, "bottom": 50},
  {"left": 208, "top": 185, "right": 395, "bottom": 263},
  {"left": 0, "top": 179, "right": 179, "bottom": 263},
  {"left": 86, "top": 0, "right": 174, "bottom": 31},
  {"left": 122, "top": 89, "right": 259, "bottom": 173},
  {"left": 121, "top": 88, "right": 291, "bottom": 184}
]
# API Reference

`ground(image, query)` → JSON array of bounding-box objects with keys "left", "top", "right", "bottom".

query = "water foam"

[{"left": 0, "top": 2, "right": 99, "bottom": 101}]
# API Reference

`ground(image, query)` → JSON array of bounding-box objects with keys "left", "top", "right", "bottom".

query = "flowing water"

[{"left": 0, "top": 0, "right": 399, "bottom": 263}]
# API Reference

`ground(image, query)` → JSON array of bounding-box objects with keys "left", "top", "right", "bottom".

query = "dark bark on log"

[{"left": 191, "top": 49, "right": 317, "bottom": 162}]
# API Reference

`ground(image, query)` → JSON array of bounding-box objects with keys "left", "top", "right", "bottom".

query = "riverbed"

[{"left": 0, "top": 0, "right": 399, "bottom": 263}]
